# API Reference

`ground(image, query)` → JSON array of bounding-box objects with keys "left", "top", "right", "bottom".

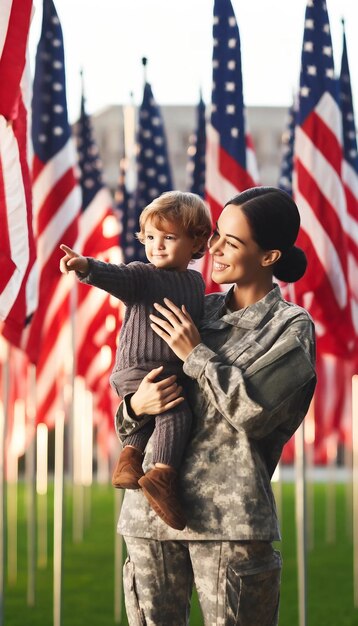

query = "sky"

[{"left": 29, "top": 0, "right": 358, "bottom": 123}]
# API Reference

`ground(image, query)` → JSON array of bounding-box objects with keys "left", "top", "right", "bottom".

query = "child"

[{"left": 60, "top": 190, "right": 212, "bottom": 530}]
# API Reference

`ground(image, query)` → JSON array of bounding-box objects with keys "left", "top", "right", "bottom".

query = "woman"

[{"left": 115, "top": 187, "right": 316, "bottom": 626}]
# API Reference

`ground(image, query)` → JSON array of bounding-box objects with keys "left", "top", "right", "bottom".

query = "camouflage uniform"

[{"left": 115, "top": 285, "right": 316, "bottom": 625}]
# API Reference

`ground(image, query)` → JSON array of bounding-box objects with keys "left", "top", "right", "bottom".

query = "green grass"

[{"left": 3, "top": 481, "right": 358, "bottom": 625}]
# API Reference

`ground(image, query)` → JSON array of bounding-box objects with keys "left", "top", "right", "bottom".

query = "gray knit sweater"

[{"left": 79, "top": 259, "right": 205, "bottom": 393}]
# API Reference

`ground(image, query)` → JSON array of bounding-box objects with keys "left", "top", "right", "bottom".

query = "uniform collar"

[{"left": 207, "top": 284, "right": 283, "bottom": 330}]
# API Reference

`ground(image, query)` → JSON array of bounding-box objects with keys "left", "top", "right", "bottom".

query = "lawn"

[{"left": 3, "top": 481, "right": 358, "bottom": 625}]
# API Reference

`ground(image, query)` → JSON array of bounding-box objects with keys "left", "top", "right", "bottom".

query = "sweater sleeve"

[{"left": 78, "top": 259, "right": 150, "bottom": 304}]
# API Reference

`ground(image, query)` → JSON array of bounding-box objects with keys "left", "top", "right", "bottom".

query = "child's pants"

[{"left": 122, "top": 535, "right": 282, "bottom": 626}]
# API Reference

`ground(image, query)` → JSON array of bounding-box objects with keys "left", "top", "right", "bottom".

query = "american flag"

[
  {"left": 336, "top": 23, "right": 358, "bottom": 452},
  {"left": 292, "top": 0, "right": 355, "bottom": 358},
  {"left": 187, "top": 93, "right": 206, "bottom": 198},
  {"left": 122, "top": 81, "right": 173, "bottom": 263},
  {"left": 0, "top": 0, "right": 36, "bottom": 345},
  {"left": 24, "top": 0, "right": 81, "bottom": 425},
  {"left": 203, "top": 0, "right": 260, "bottom": 292},
  {"left": 74, "top": 91, "right": 122, "bottom": 408},
  {"left": 339, "top": 24, "right": 358, "bottom": 341}
]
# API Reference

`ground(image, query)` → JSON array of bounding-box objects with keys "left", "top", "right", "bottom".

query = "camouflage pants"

[{"left": 122, "top": 536, "right": 282, "bottom": 626}]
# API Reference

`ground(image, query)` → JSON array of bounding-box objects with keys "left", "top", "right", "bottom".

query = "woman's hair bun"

[{"left": 273, "top": 246, "right": 307, "bottom": 283}]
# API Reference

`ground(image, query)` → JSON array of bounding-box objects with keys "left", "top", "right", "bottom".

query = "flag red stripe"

[
  {"left": 302, "top": 110, "right": 342, "bottom": 175},
  {"left": 219, "top": 145, "right": 256, "bottom": 197},
  {"left": 296, "top": 159, "right": 349, "bottom": 268},
  {"left": 0, "top": 0, "right": 32, "bottom": 119},
  {"left": 37, "top": 168, "right": 78, "bottom": 236}
]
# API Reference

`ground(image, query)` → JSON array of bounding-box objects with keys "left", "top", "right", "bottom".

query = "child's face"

[{"left": 143, "top": 218, "right": 198, "bottom": 271}]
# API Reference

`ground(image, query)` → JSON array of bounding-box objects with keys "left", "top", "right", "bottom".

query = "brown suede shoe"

[
  {"left": 138, "top": 467, "right": 186, "bottom": 530},
  {"left": 111, "top": 446, "right": 144, "bottom": 490}
]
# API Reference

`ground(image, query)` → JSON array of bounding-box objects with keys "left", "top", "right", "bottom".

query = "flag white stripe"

[
  {"left": 295, "top": 125, "right": 347, "bottom": 228},
  {"left": 75, "top": 188, "right": 113, "bottom": 246},
  {"left": 315, "top": 92, "right": 343, "bottom": 146},
  {"left": 206, "top": 124, "right": 239, "bottom": 205},
  {"left": 294, "top": 184, "right": 347, "bottom": 307},
  {"left": 37, "top": 185, "right": 81, "bottom": 267},
  {"left": 0, "top": 116, "right": 29, "bottom": 319},
  {"left": 32, "top": 139, "right": 77, "bottom": 208},
  {"left": 0, "top": 0, "right": 13, "bottom": 58}
]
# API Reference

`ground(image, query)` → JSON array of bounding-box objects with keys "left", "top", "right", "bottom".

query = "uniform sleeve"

[
  {"left": 78, "top": 259, "right": 149, "bottom": 304},
  {"left": 183, "top": 318, "right": 316, "bottom": 439},
  {"left": 114, "top": 396, "right": 154, "bottom": 441}
]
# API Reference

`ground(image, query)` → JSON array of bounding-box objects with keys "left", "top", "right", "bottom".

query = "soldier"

[{"left": 116, "top": 187, "right": 317, "bottom": 626}]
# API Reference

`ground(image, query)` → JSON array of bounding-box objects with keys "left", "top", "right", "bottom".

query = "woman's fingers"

[
  {"left": 149, "top": 315, "right": 175, "bottom": 336},
  {"left": 144, "top": 366, "right": 164, "bottom": 382},
  {"left": 153, "top": 300, "right": 186, "bottom": 325}
]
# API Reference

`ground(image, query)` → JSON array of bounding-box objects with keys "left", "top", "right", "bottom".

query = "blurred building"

[{"left": 90, "top": 104, "right": 289, "bottom": 194}]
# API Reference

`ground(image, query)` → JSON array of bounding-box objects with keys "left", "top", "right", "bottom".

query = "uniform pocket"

[
  {"left": 225, "top": 551, "right": 281, "bottom": 626},
  {"left": 123, "top": 557, "right": 147, "bottom": 626}
]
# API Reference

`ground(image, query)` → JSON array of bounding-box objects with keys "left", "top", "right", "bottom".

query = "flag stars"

[
  {"left": 226, "top": 105, "right": 235, "bottom": 114},
  {"left": 307, "top": 65, "right": 317, "bottom": 75},
  {"left": 52, "top": 39, "right": 62, "bottom": 48},
  {"left": 227, "top": 60, "right": 236, "bottom": 70},
  {"left": 325, "top": 68, "right": 334, "bottom": 79},
  {"left": 228, "top": 17, "right": 236, "bottom": 27},
  {"left": 300, "top": 86, "right": 310, "bottom": 97},
  {"left": 304, "top": 41, "right": 314, "bottom": 52},
  {"left": 225, "top": 82, "right": 235, "bottom": 92},
  {"left": 323, "top": 45, "right": 332, "bottom": 57},
  {"left": 53, "top": 82, "right": 63, "bottom": 91},
  {"left": 305, "top": 19, "right": 314, "bottom": 30},
  {"left": 53, "top": 104, "right": 63, "bottom": 113},
  {"left": 53, "top": 60, "right": 63, "bottom": 69},
  {"left": 53, "top": 127, "right": 64, "bottom": 136},
  {"left": 231, "top": 128, "right": 239, "bottom": 138},
  {"left": 228, "top": 38, "right": 236, "bottom": 48},
  {"left": 38, "top": 134, "right": 47, "bottom": 143}
]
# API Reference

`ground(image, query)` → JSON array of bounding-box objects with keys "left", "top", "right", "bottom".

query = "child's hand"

[{"left": 59, "top": 244, "right": 89, "bottom": 275}]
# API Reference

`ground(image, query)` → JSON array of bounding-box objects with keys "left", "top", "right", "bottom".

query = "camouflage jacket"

[{"left": 116, "top": 284, "right": 316, "bottom": 541}]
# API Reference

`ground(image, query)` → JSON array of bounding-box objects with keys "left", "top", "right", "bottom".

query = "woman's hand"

[
  {"left": 59, "top": 244, "right": 89, "bottom": 275},
  {"left": 149, "top": 298, "right": 201, "bottom": 362},
  {"left": 130, "top": 366, "right": 184, "bottom": 416}
]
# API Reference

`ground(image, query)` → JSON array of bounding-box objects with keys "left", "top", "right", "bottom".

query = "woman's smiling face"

[{"left": 208, "top": 204, "right": 268, "bottom": 286}]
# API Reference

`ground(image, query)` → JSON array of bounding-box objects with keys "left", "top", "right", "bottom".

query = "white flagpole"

[
  {"left": 7, "top": 398, "right": 26, "bottom": 587},
  {"left": 73, "top": 376, "right": 85, "bottom": 543},
  {"left": 295, "top": 421, "right": 307, "bottom": 626},
  {"left": 0, "top": 339, "right": 10, "bottom": 626},
  {"left": 53, "top": 408, "right": 65, "bottom": 626},
  {"left": 352, "top": 375, "right": 358, "bottom": 607},
  {"left": 325, "top": 436, "right": 338, "bottom": 544},
  {"left": 271, "top": 463, "right": 282, "bottom": 530},
  {"left": 36, "top": 423, "right": 48, "bottom": 568},
  {"left": 25, "top": 363, "right": 36, "bottom": 606}
]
